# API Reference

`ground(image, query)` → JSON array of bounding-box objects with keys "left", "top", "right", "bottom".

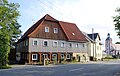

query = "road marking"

[
  {"left": 80, "top": 73, "right": 96, "bottom": 76},
  {"left": 69, "top": 68, "right": 83, "bottom": 72}
]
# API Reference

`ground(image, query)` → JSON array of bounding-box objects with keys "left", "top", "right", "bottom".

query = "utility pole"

[{"left": 92, "top": 28, "right": 95, "bottom": 60}]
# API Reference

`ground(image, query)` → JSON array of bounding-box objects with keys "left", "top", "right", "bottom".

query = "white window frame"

[
  {"left": 45, "top": 27, "right": 49, "bottom": 32},
  {"left": 76, "top": 43, "right": 79, "bottom": 48},
  {"left": 53, "top": 41, "right": 58, "bottom": 47},
  {"left": 68, "top": 43, "right": 72, "bottom": 48},
  {"left": 54, "top": 28, "right": 58, "bottom": 33},
  {"left": 61, "top": 54, "right": 64, "bottom": 59},
  {"left": 32, "top": 54, "right": 38, "bottom": 60},
  {"left": 43, "top": 40, "right": 48, "bottom": 47},
  {"left": 66, "top": 54, "right": 71, "bottom": 59},
  {"left": 52, "top": 54, "right": 57, "bottom": 60},
  {"left": 83, "top": 44, "right": 85, "bottom": 47},
  {"left": 43, "top": 54, "right": 48, "bottom": 59},
  {"left": 33, "top": 39, "right": 38, "bottom": 46},
  {"left": 61, "top": 42, "right": 65, "bottom": 48}
]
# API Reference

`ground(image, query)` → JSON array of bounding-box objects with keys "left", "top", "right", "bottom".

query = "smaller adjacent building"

[
  {"left": 112, "top": 44, "right": 120, "bottom": 56},
  {"left": 84, "top": 32, "right": 103, "bottom": 60}
]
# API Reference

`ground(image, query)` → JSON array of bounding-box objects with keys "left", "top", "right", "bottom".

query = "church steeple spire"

[
  {"left": 107, "top": 33, "right": 110, "bottom": 38},
  {"left": 106, "top": 33, "right": 110, "bottom": 41}
]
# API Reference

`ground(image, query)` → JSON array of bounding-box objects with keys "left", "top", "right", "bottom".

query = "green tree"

[
  {"left": 113, "top": 8, "right": 120, "bottom": 37},
  {"left": 0, "top": 0, "right": 21, "bottom": 68}
]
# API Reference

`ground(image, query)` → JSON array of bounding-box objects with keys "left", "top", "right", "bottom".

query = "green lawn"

[{"left": 0, "top": 65, "right": 11, "bottom": 69}]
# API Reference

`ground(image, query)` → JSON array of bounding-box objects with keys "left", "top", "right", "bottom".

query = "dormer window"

[
  {"left": 72, "top": 33, "right": 75, "bottom": 35},
  {"left": 54, "top": 28, "right": 58, "bottom": 33},
  {"left": 45, "top": 27, "right": 49, "bottom": 32}
]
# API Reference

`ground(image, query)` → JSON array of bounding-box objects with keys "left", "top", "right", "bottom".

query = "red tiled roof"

[
  {"left": 20, "top": 16, "right": 44, "bottom": 40},
  {"left": 45, "top": 14, "right": 57, "bottom": 21},
  {"left": 18, "top": 14, "right": 57, "bottom": 42},
  {"left": 18, "top": 14, "right": 88, "bottom": 42},
  {"left": 59, "top": 21, "right": 88, "bottom": 42}
]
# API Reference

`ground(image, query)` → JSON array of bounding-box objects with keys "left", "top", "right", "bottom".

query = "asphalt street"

[{"left": 0, "top": 60, "right": 120, "bottom": 76}]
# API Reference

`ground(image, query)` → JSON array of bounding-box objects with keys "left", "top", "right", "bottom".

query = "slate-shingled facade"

[{"left": 16, "top": 14, "right": 88, "bottom": 64}]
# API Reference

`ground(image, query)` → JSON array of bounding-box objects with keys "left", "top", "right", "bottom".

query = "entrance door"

[
  {"left": 42, "top": 54, "right": 48, "bottom": 64},
  {"left": 77, "top": 56, "right": 80, "bottom": 62},
  {"left": 52, "top": 54, "right": 57, "bottom": 61}
]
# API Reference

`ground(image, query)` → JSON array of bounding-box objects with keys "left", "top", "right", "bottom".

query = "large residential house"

[
  {"left": 16, "top": 14, "right": 89, "bottom": 64},
  {"left": 84, "top": 33, "right": 103, "bottom": 60}
]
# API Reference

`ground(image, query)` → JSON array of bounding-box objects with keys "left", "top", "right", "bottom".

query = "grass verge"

[{"left": 0, "top": 65, "right": 11, "bottom": 69}]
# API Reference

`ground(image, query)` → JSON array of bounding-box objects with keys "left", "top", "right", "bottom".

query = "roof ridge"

[
  {"left": 44, "top": 14, "right": 58, "bottom": 21},
  {"left": 59, "top": 21, "right": 76, "bottom": 25}
]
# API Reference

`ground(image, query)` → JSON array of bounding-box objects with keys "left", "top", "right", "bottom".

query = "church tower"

[{"left": 105, "top": 33, "right": 112, "bottom": 55}]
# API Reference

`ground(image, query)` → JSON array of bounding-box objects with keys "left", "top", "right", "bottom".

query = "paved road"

[{"left": 1, "top": 60, "right": 120, "bottom": 76}]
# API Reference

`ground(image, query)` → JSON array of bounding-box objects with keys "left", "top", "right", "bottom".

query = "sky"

[{"left": 9, "top": 0, "right": 120, "bottom": 48}]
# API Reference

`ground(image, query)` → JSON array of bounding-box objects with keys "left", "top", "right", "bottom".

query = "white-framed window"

[
  {"left": 61, "top": 54, "right": 64, "bottom": 59},
  {"left": 68, "top": 43, "right": 72, "bottom": 48},
  {"left": 45, "top": 27, "right": 49, "bottom": 32},
  {"left": 33, "top": 40, "right": 38, "bottom": 46},
  {"left": 66, "top": 54, "right": 71, "bottom": 59},
  {"left": 43, "top": 41, "right": 48, "bottom": 46},
  {"left": 53, "top": 41, "right": 58, "bottom": 47},
  {"left": 43, "top": 54, "right": 48, "bottom": 59},
  {"left": 32, "top": 54, "right": 38, "bottom": 60},
  {"left": 61, "top": 42, "right": 65, "bottom": 47},
  {"left": 83, "top": 44, "right": 85, "bottom": 47},
  {"left": 52, "top": 54, "right": 57, "bottom": 60},
  {"left": 76, "top": 43, "right": 79, "bottom": 48},
  {"left": 54, "top": 28, "right": 58, "bottom": 33}
]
